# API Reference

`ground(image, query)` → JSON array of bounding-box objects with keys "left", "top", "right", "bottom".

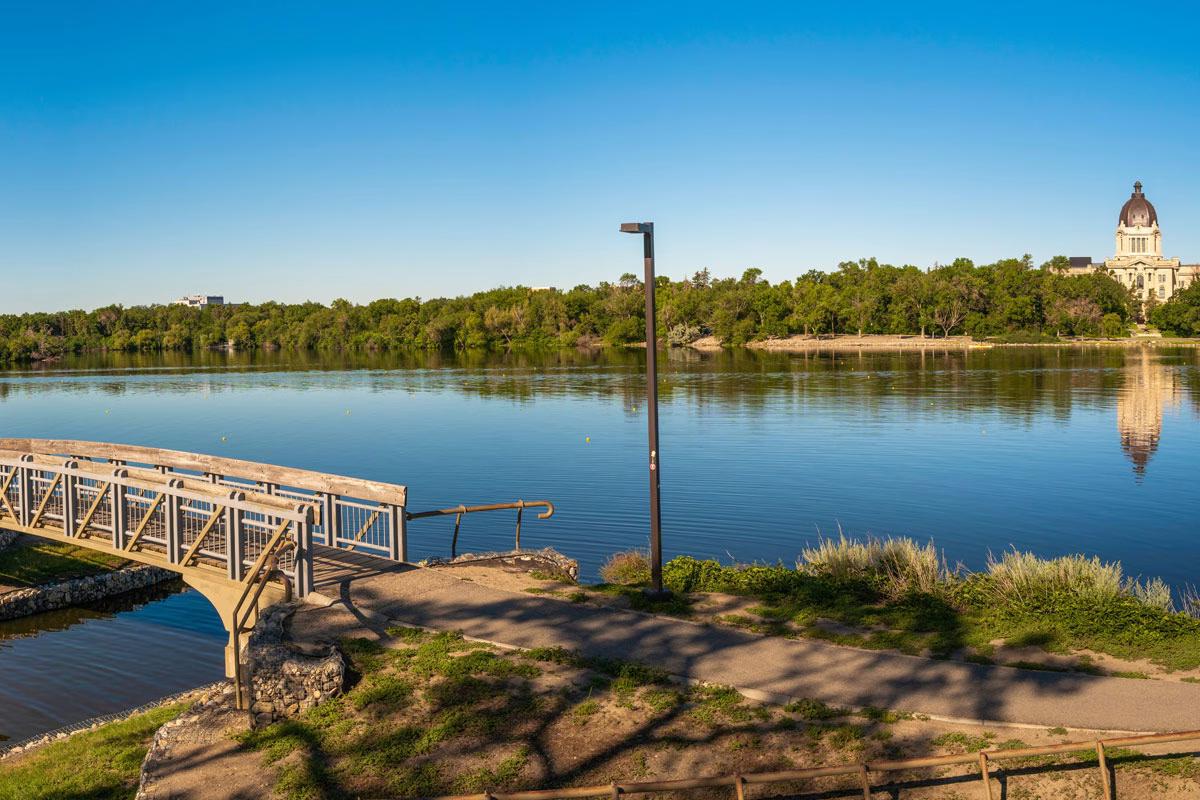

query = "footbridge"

[{"left": 0, "top": 439, "right": 553, "bottom": 707}]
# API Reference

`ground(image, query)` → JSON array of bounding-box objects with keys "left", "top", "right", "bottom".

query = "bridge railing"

[
  {"left": 1, "top": 440, "right": 560, "bottom": 572},
  {"left": 0, "top": 450, "right": 314, "bottom": 595},
  {"left": 0, "top": 439, "right": 410, "bottom": 568}
]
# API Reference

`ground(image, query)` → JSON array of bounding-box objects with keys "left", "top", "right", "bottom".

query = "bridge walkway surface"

[{"left": 298, "top": 551, "right": 1200, "bottom": 733}]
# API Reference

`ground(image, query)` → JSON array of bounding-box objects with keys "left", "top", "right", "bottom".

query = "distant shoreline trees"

[{"left": 0, "top": 254, "right": 1175, "bottom": 365}]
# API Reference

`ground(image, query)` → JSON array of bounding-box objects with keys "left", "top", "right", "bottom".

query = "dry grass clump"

[
  {"left": 799, "top": 534, "right": 950, "bottom": 598},
  {"left": 985, "top": 550, "right": 1175, "bottom": 612},
  {"left": 600, "top": 550, "right": 652, "bottom": 586}
]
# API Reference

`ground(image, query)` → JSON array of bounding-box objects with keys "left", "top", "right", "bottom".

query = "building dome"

[{"left": 1119, "top": 181, "right": 1158, "bottom": 227}]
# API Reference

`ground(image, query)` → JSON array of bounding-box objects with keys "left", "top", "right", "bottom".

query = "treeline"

[{"left": 0, "top": 255, "right": 1169, "bottom": 364}]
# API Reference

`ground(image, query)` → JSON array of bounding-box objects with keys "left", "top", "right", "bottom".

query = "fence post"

[
  {"left": 386, "top": 504, "right": 404, "bottom": 561},
  {"left": 165, "top": 478, "right": 184, "bottom": 564},
  {"left": 296, "top": 513, "right": 314, "bottom": 597},
  {"left": 62, "top": 460, "right": 78, "bottom": 537},
  {"left": 17, "top": 455, "right": 33, "bottom": 527},
  {"left": 226, "top": 491, "right": 245, "bottom": 581},
  {"left": 110, "top": 469, "right": 128, "bottom": 549},
  {"left": 978, "top": 752, "right": 994, "bottom": 800},
  {"left": 322, "top": 493, "right": 339, "bottom": 548},
  {"left": 1097, "top": 741, "right": 1113, "bottom": 800}
]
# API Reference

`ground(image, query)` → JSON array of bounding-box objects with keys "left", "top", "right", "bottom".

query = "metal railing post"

[{"left": 514, "top": 501, "right": 525, "bottom": 550}]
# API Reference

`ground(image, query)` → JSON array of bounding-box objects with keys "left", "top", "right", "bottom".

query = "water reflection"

[{"left": 1118, "top": 349, "right": 1185, "bottom": 479}]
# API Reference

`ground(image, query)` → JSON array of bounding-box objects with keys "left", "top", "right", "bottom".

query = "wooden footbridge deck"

[{"left": 0, "top": 438, "right": 552, "bottom": 706}]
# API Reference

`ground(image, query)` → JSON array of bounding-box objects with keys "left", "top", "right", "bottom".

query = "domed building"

[{"left": 1068, "top": 181, "right": 1200, "bottom": 305}]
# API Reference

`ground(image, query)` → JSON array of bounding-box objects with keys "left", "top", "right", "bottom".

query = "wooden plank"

[
  {"left": 0, "top": 454, "right": 311, "bottom": 523},
  {"left": 6, "top": 453, "right": 309, "bottom": 517},
  {"left": 0, "top": 439, "right": 407, "bottom": 505}
]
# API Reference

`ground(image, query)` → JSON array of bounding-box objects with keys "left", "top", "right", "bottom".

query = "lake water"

[
  {"left": 0, "top": 586, "right": 225, "bottom": 742},
  {"left": 3, "top": 345, "right": 1199, "bottom": 740},
  {"left": 3, "top": 345, "right": 1198, "bottom": 587}
]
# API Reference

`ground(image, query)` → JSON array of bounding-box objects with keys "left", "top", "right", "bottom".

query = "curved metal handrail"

[{"left": 405, "top": 500, "right": 555, "bottom": 557}]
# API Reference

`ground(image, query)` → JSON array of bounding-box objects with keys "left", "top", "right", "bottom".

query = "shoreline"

[
  {"left": 6, "top": 335, "right": 1200, "bottom": 370},
  {"left": 687, "top": 333, "right": 1200, "bottom": 353}
]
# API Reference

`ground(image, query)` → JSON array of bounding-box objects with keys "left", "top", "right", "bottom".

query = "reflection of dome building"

[
  {"left": 1068, "top": 182, "right": 1200, "bottom": 304},
  {"left": 1117, "top": 349, "right": 1180, "bottom": 478}
]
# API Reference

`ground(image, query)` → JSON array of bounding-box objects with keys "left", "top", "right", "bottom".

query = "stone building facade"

[{"left": 1068, "top": 182, "right": 1200, "bottom": 304}]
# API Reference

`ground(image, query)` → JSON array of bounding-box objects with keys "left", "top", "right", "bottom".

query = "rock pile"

[{"left": 0, "top": 564, "right": 176, "bottom": 620}]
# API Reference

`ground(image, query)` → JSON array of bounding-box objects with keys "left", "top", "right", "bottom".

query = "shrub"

[
  {"left": 985, "top": 550, "right": 1126, "bottom": 610},
  {"left": 599, "top": 551, "right": 651, "bottom": 586},
  {"left": 1101, "top": 313, "right": 1128, "bottom": 338},
  {"left": 667, "top": 322, "right": 704, "bottom": 346},
  {"left": 798, "top": 534, "right": 950, "bottom": 597},
  {"left": 663, "top": 556, "right": 801, "bottom": 595}
]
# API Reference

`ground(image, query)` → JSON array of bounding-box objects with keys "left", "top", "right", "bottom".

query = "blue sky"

[{"left": 2, "top": 1, "right": 1199, "bottom": 313}]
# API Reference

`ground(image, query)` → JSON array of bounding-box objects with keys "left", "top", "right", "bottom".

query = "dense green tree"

[
  {"left": 1150, "top": 281, "right": 1200, "bottom": 336},
  {"left": 0, "top": 256, "right": 1150, "bottom": 366}
]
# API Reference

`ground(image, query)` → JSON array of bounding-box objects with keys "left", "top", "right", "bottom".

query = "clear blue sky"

[{"left": 3, "top": 1, "right": 1199, "bottom": 313}]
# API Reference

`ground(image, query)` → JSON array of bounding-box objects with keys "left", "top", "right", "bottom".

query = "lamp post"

[{"left": 619, "top": 221, "right": 667, "bottom": 597}]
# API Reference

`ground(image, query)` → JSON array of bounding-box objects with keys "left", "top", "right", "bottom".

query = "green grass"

[
  {"left": 931, "top": 731, "right": 997, "bottom": 753},
  {"left": 784, "top": 697, "right": 847, "bottom": 720},
  {"left": 0, "top": 540, "right": 127, "bottom": 587},
  {"left": 0, "top": 703, "right": 184, "bottom": 800},
  {"left": 239, "top": 629, "right": 548, "bottom": 799}
]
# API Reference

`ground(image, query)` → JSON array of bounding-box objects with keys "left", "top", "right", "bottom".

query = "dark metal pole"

[
  {"left": 620, "top": 221, "right": 667, "bottom": 597},
  {"left": 640, "top": 223, "right": 665, "bottom": 596}
]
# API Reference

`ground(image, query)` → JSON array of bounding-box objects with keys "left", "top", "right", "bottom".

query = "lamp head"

[{"left": 620, "top": 222, "right": 653, "bottom": 234}]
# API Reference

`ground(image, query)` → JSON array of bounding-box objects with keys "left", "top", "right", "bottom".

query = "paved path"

[{"left": 297, "top": 551, "right": 1200, "bottom": 733}]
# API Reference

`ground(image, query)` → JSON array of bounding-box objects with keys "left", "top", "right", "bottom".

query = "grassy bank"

[
  {"left": 238, "top": 628, "right": 1200, "bottom": 800},
  {"left": 0, "top": 704, "right": 183, "bottom": 800},
  {"left": 0, "top": 538, "right": 128, "bottom": 589},
  {"left": 2, "top": 631, "right": 1197, "bottom": 800},
  {"left": 595, "top": 538, "right": 1200, "bottom": 674}
]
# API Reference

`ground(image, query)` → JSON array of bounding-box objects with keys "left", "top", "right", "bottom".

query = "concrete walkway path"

[{"left": 296, "top": 551, "right": 1200, "bottom": 733}]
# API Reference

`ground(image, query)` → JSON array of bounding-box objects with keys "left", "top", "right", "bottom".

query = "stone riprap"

[
  {"left": 244, "top": 602, "right": 344, "bottom": 727},
  {"left": 0, "top": 529, "right": 18, "bottom": 550},
  {"left": 0, "top": 564, "right": 176, "bottom": 620},
  {"left": 421, "top": 546, "right": 580, "bottom": 582}
]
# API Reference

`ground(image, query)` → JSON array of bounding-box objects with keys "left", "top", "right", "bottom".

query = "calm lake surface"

[
  {"left": 3, "top": 345, "right": 1199, "bottom": 739},
  {"left": 3, "top": 346, "right": 1198, "bottom": 584},
  {"left": 0, "top": 586, "right": 225, "bottom": 742}
]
